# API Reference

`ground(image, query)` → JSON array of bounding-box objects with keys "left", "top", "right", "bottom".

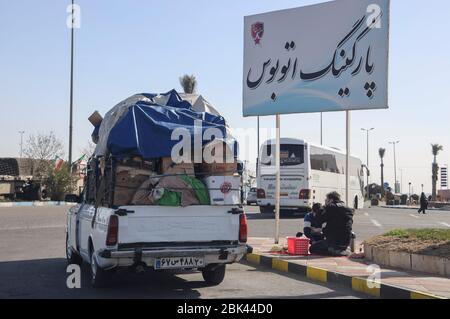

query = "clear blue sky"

[{"left": 1, "top": 0, "right": 449, "bottom": 193}]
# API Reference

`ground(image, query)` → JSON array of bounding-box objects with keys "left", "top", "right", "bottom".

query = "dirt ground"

[{"left": 365, "top": 236, "right": 450, "bottom": 258}]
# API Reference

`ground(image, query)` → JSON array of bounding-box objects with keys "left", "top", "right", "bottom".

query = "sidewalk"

[
  {"left": 0, "top": 201, "right": 77, "bottom": 208},
  {"left": 244, "top": 237, "right": 450, "bottom": 299}
]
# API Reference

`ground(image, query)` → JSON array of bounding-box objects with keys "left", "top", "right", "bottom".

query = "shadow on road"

[
  {"left": 0, "top": 258, "right": 208, "bottom": 299},
  {"left": 246, "top": 213, "right": 305, "bottom": 221}
]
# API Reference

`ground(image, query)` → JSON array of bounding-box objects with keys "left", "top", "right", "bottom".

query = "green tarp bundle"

[{"left": 156, "top": 176, "right": 210, "bottom": 207}]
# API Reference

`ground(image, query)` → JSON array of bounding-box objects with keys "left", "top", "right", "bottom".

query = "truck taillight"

[
  {"left": 239, "top": 214, "right": 248, "bottom": 243},
  {"left": 106, "top": 215, "right": 119, "bottom": 246},
  {"left": 257, "top": 188, "right": 266, "bottom": 199},
  {"left": 299, "top": 189, "right": 311, "bottom": 200}
]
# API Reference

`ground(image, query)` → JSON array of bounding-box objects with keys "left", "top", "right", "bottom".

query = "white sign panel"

[{"left": 243, "top": 0, "right": 390, "bottom": 117}]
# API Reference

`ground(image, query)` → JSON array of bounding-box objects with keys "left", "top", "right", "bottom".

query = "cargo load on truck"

[{"left": 86, "top": 90, "right": 241, "bottom": 208}]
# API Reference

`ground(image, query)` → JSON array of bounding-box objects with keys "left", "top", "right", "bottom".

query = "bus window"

[
  {"left": 261, "top": 144, "right": 304, "bottom": 166},
  {"left": 310, "top": 146, "right": 340, "bottom": 173}
]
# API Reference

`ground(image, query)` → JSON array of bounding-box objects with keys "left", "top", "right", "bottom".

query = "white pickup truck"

[{"left": 66, "top": 202, "right": 249, "bottom": 287}]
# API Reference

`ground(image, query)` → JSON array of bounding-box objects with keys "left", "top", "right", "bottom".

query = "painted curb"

[
  {"left": 0, "top": 201, "right": 76, "bottom": 208},
  {"left": 243, "top": 253, "right": 447, "bottom": 299}
]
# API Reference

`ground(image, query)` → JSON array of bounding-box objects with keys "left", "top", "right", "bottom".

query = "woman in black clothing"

[{"left": 418, "top": 192, "right": 428, "bottom": 214}]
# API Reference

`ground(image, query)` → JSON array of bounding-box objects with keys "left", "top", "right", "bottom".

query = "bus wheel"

[{"left": 354, "top": 196, "right": 359, "bottom": 210}]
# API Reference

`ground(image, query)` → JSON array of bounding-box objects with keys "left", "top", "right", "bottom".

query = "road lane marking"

[
  {"left": 409, "top": 214, "right": 419, "bottom": 219},
  {"left": 438, "top": 222, "right": 450, "bottom": 228},
  {"left": 364, "top": 212, "right": 370, "bottom": 217},
  {"left": 371, "top": 219, "right": 382, "bottom": 227}
]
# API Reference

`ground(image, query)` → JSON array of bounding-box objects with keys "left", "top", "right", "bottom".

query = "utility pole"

[
  {"left": 400, "top": 168, "right": 403, "bottom": 194},
  {"left": 361, "top": 128, "right": 374, "bottom": 199},
  {"left": 68, "top": 0, "right": 75, "bottom": 170},
  {"left": 408, "top": 182, "right": 411, "bottom": 204},
  {"left": 18, "top": 131, "right": 25, "bottom": 158},
  {"left": 320, "top": 113, "right": 323, "bottom": 145},
  {"left": 256, "top": 116, "right": 260, "bottom": 180},
  {"left": 389, "top": 141, "right": 400, "bottom": 193}
]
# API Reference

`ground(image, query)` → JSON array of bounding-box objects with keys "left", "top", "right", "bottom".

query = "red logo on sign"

[
  {"left": 220, "top": 182, "right": 232, "bottom": 194},
  {"left": 251, "top": 22, "right": 264, "bottom": 45}
]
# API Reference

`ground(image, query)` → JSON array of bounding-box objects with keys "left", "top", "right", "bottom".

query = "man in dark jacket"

[{"left": 309, "top": 192, "right": 354, "bottom": 256}]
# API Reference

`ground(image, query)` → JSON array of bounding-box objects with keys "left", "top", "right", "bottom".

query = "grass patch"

[{"left": 384, "top": 229, "right": 450, "bottom": 241}]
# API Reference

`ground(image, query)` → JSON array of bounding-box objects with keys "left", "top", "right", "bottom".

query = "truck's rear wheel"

[
  {"left": 90, "top": 248, "right": 112, "bottom": 288},
  {"left": 66, "top": 233, "right": 82, "bottom": 266},
  {"left": 202, "top": 264, "right": 226, "bottom": 286}
]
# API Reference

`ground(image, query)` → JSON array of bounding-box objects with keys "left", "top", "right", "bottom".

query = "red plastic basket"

[{"left": 287, "top": 237, "right": 310, "bottom": 256}]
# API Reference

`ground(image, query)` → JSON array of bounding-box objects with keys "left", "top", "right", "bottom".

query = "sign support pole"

[
  {"left": 257, "top": 116, "right": 260, "bottom": 179},
  {"left": 275, "top": 114, "right": 281, "bottom": 244},
  {"left": 320, "top": 112, "right": 323, "bottom": 145},
  {"left": 346, "top": 111, "right": 350, "bottom": 206}
]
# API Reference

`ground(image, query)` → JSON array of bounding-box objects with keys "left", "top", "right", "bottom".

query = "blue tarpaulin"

[{"left": 101, "top": 90, "right": 236, "bottom": 160}]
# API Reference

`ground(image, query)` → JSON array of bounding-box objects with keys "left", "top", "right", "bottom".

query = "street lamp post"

[
  {"left": 389, "top": 141, "right": 400, "bottom": 193},
  {"left": 18, "top": 131, "right": 25, "bottom": 158},
  {"left": 409, "top": 182, "right": 412, "bottom": 204},
  {"left": 361, "top": 128, "right": 375, "bottom": 199}
]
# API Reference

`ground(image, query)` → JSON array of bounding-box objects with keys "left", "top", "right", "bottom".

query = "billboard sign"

[
  {"left": 243, "top": 0, "right": 390, "bottom": 117},
  {"left": 441, "top": 167, "right": 448, "bottom": 189}
]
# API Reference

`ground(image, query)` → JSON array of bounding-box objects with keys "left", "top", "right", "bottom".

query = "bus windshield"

[{"left": 260, "top": 144, "right": 304, "bottom": 166}]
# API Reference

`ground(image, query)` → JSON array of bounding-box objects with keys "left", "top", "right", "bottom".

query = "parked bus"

[{"left": 257, "top": 138, "right": 364, "bottom": 214}]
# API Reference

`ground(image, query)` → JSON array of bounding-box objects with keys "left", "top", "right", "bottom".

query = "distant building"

[{"left": 438, "top": 189, "right": 450, "bottom": 202}]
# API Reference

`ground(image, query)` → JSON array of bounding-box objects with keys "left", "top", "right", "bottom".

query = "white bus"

[{"left": 257, "top": 138, "right": 364, "bottom": 214}]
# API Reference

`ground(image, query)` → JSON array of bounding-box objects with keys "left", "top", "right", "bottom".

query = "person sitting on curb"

[
  {"left": 309, "top": 192, "right": 354, "bottom": 257},
  {"left": 297, "top": 203, "right": 325, "bottom": 243}
]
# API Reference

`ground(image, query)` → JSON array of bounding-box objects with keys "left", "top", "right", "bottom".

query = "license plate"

[{"left": 154, "top": 257, "right": 204, "bottom": 269}]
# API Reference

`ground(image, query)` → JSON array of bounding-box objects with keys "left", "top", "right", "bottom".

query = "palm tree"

[
  {"left": 379, "top": 148, "right": 386, "bottom": 199},
  {"left": 431, "top": 144, "right": 444, "bottom": 200},
  {"left": 179, "top": 74, "right": 197, "bottom": 94}
]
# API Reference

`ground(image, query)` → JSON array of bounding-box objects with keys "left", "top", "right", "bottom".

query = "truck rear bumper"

[{"left": 96, "top": 245, "right": 250, "bottom": 269}]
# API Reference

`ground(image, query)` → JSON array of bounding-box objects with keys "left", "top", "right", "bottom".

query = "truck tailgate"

[{"left": 117, "top": 206, "right": 240, "bottom": 245}]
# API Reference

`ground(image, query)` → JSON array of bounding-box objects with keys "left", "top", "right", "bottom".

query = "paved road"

[
  {"left": 245, "top": 205, "right": 450, "bottom": 244},
  {"left": 0, "top": 206, "right": 362, "bottom": 299}
]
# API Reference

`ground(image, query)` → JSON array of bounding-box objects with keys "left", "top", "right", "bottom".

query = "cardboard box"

[
  {"left": 196, "top": 162, "right": 237, "bottom": 177},
  {"left": 113, "top": 171, "right": 149, "bottom": 206},
  {"left": 159, "top": 157, "right": 195, "bottom": 176},
  {"left": 88, "top": 111, "right": 103, "bottom": 127},
  {"left": 203, "top": 175, "right": 241, "bottom": 205}
]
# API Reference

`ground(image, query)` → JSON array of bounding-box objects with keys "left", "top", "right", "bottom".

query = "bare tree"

[
  {"left": 23, "top": 132, "right": 64, "bottom": 177},
  {"left": 81, "top": 140, "right": 96, "bottom": 159},
  {"left": 179, "top": 74, "right": 197, "bottom": 94}
]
